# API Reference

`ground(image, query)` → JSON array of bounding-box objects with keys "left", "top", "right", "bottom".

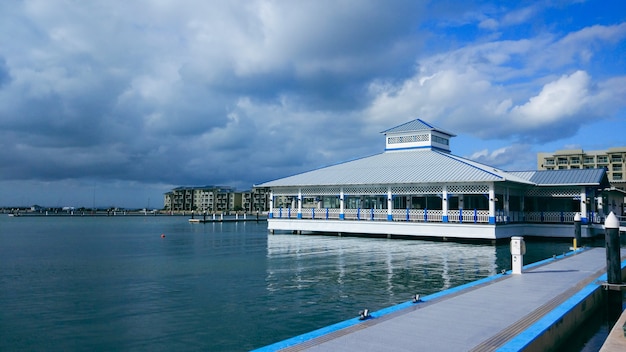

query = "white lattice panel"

[
  {"left": 525, "top": 187, "right": 579, "bottom": 197},
  {"left": 300, "top": 187, "right": 341, "bottom": 196},
  {"left": 272, "top": 188, "right": 299, "bottom": 196},
  {"left": 391, "top": 185, "right": 443, "bottom": 194},
  {"left": 343, "top": 186, "right": 388, "bottom": 195},
  {"left": 447, "top": 184, "right": 489, "bottom": 194}
]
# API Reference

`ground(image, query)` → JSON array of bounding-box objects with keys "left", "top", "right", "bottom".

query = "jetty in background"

[
  {"left": 255, "top": 246, "right": 626, "bottom": 351},
  {"left": 188, "top": 213, "right": 266, "bottom": 223}
]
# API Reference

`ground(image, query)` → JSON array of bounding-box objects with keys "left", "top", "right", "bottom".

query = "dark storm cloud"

[
  {"left": 1, "top": 0, "right": 625, "bottom": 208},
  {"left": 0, "top": 57, "right": 10, "bottom": 87},
  {"left": 0, "top": 0, "right": 427, "bottom": 189}
]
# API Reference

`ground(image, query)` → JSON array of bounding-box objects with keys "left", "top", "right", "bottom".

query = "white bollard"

[{"left": 510, "top": 236, "right": 526, "bottom": 274}]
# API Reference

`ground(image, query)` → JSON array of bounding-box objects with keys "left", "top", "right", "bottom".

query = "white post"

[
  {"left": 442, "top": 185, "right": 449, "bottom": 222},
  {"left": 269, "top": 191, "right": 274, "bottom": 218},
  {"left": 504, "top": 187, "right": 510, "bottom": 222},
  {"left": 511, "top": 236, "right": 525, "bottom": 274},
  {"left": 488, "top": 184, "right": 496, "bottom": 224},
  {"left": 580, "top": 188, "right": 587, "bottom": 223},
  {"left": 339, "top": 188, "right": 345, "bottom": 220},
  {"left": 297, "top": 188, "right": 302, "bottom": 219},
  {"left": 387, "top": 187, "right": 393, "bottom": 221}
]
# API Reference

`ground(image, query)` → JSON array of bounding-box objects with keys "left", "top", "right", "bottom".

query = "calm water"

[{"left": 0, "top": 215, "right": 617, "bottom": 351}]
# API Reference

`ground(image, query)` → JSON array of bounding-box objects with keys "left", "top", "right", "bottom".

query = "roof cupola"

[{"left": 381, "top": 118, "right": 456, "bottom": 153}]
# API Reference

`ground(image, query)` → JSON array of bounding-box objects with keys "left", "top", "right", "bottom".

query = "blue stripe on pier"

[{"left": 255, "top": 248, "right": 623, "bottom": 352}]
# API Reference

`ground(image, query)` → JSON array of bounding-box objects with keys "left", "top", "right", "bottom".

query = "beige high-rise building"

[{"left": 537, "top": 147, "right": 626, "bottom": 190}]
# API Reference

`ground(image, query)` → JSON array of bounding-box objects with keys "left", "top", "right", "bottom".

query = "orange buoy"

[{"left": 161, "top": 234, "right": 165, "bottom": 238}]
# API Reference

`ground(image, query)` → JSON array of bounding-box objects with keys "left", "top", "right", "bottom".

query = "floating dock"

[
  {"left": 188, "top": 214, "right": 266, "bottom": 223},
  {"left": 255, "top": 248, "right": 626, "bottom": 351}
]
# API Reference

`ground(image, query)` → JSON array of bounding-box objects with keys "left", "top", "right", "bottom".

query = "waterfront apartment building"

[
  {"left": 243, "top": 187, "right": 271, "bottom": 212},
  {"left": 164, "top": 186, "right": 271, "bottom": 212},
  {"left": 164, "top": 186, "right": 238, "bottom": 212},
  {"left": 537, "top": 147, "right": 626, "bottom": 190}
]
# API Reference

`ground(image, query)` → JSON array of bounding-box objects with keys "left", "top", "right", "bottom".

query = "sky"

[{"left": 1, "top": 0, "right": 626, "bottom": 209}]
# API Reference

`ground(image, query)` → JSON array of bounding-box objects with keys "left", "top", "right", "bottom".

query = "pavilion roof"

[
  {"left": 380, "top": 118, "right": 456, "bottom": 137},
  {"left": 256, "top": 149, "right": 533, "bottom": 188},
  {"left": 509, "top": 169, "right": 610, "bottom": 187}
]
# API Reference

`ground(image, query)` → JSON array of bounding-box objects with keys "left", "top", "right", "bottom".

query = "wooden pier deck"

[{"left": 257, "top": 248, "right": 625, "bottom": 352}]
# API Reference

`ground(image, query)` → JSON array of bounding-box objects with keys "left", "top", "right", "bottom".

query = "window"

[
  {"left": 583, "top": 156, "right": 595, "bottom": 164},
  {"left": 545, "top": 159, "right": 555, "bottom": 166},
  {"left": 597, "top": 156, "right": 608, "bottom": 164},
  {"left": 432, "top": 135, "right": 449, "bottom": 146},
  {"left": 613, "top": 173, "right": 623, "bottom": 181},
  {"left": 611, "top": 155, "right": 623, "bottom": 163},
  {"left": 613, "top": 164, "right": 623, "bottom": 172},
  {"left": 387, "top": 134, "right": 429, "bottom": 144},
  {"left": 570, "top": 157, "right": 580, "bottom": 164},
  {"left": 557, "top": 157, "right": 568, "bottom": 165}
]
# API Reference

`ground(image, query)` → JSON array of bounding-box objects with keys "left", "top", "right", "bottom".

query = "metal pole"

[
  {"left": 574, "top": 212, "right": 581, "bottom": 249},
  {"left": 604, "top": 211, "right": 622, "bottom": 323},
  {"left": 604, "top": 212, "right": 621, "bottom": 285}
]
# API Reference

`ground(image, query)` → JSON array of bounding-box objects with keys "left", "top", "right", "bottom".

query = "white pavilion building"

[{"left": 255, "top": 119, "right": 610, "bottom": 240}]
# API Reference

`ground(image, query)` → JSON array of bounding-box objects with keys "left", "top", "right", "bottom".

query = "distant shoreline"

[{"left": 2, "top": 210, "right": 268, "bottom": 218}]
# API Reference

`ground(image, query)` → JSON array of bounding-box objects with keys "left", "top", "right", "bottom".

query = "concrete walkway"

[{"left": 257, "top": 248, "right": 623, "bottom": 352}]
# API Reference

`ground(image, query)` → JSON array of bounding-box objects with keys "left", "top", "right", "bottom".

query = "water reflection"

[{"left": 266, "top": 234, "right": 504, "bottom": 312}]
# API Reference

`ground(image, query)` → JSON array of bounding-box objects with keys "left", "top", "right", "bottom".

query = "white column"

[
  {"left": 387, "top": 187, "right": 393, "bottom": 221},
  {"left": 339, "top": 188, "right": 345, "bottom": 220},
  {"left": 580, "top": 187, "right": 587, "bottom": 223},
  {"left": 297, "top": 188, "right": 303, "bottom": 219},
  {"left": 504, "top": 187, "right": 510, "bottom": 222},
  {"left": 458, "top": 194, "right": 464, "bottom": 223},
  {"left": 442, "top": 185, "right": 449, "bottom": 222},
  {"left": 269, "top": 191, "right": 274, "bottom": 218},
  {"left": 488, "top": 184, "right": 496, "bottom": 224}
]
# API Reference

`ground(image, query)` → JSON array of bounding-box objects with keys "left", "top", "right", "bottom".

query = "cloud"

[
  {"left": 365, "top": 22, "right": 626, "bottom": 143},
  {"left": 0, "top": 1, "right": 625, "bottom": 207},
  {"left": 510, "top": 71, "right": 590, "bottom": 126},
  {"left": 467, "top": 144, "right": 535, "bottom": 171}
]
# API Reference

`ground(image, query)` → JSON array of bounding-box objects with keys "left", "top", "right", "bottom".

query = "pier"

[{"left": 256, "top": 247, "right": 626, "bottom": 351}]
